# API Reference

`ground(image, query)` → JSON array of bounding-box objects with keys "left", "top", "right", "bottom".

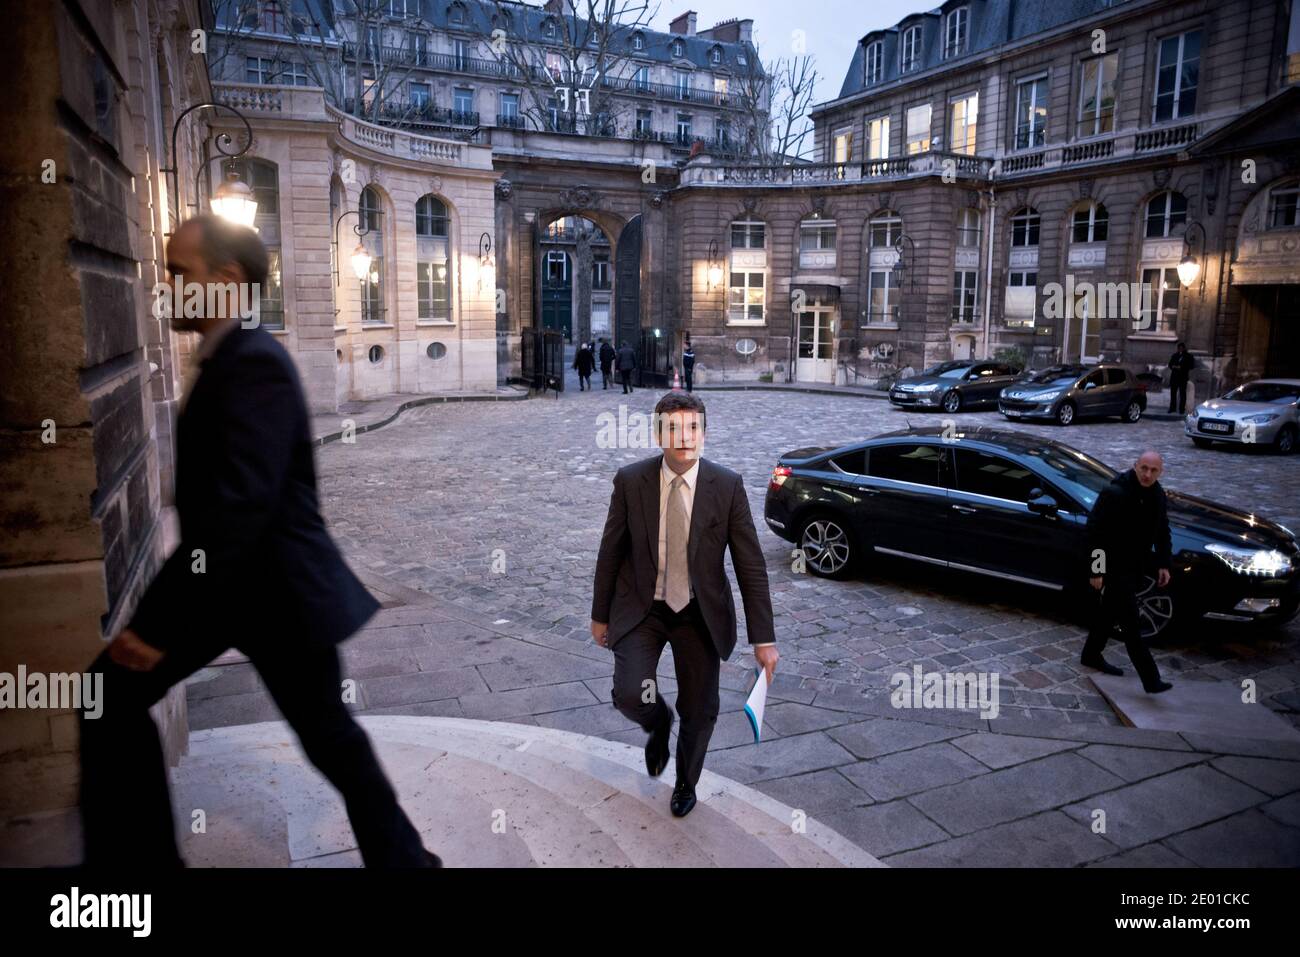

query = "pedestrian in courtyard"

[
  {"left": 574, "top": 340, "right": 595, "bottom": 391},
  {"left": 616, "top": 340, "right": 637, "bottom": 394},
  {"left": 590, "top": 392, "right": 779, "bottom": 817},
  {"left": 682, "top": 335, "right": 696, "bottom": 393},
  {"left": 1168, "top": 341, "right": 1196, "bottom": 414},
  {"left": 77, "top": 215, "right": 440, "bottom": 868},
  {"left": 599, "top": 338, "right": 615, "bottom": 389},
  {"left": 1081, "top": 450, "right": 1174, "bottom": 694}
]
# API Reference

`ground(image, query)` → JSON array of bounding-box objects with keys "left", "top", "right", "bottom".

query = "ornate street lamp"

[
  {"left": 706, "top": 238, "right": 724, "bottom": 290},
  {"left": 333, "top": 209, "right": 373, "bottom": 286},
  {"left": 1178, "top": 220, "right": 1207, "bottom": 295},
  {"left": 161, "top": 101, "right": 254, "bottom": 235},
  {"left": 893, "top": 232, "right": 917, "bottom": 292}
]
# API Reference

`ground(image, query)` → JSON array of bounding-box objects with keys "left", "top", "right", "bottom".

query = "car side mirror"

[
  {"left": 1027, "top": 491, "right": 1058, "bottom": 516},
  {"left": 1083, "top": 381, "right": 1097, "bottom": 390}
]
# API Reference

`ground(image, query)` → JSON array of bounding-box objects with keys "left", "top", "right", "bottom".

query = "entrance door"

[
  {"left": 614, "top": 214, "right": 641, "bottom": 350},
  {"left": 796, "top": 304, "right": 835, "bottom": 383},
  {"left": 1078, "top": 295, "right": 1101, "bottom": 362}
]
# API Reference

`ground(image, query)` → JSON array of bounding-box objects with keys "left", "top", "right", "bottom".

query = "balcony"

[
  {"left": 998, "top": 121, "right": 1200, "bottom": 177},
  {"left": 679, "top": 150, "right": 994, "bottom": 187},
  {"left": 495, "top": 113, "right": 526, "bottom": 129}
]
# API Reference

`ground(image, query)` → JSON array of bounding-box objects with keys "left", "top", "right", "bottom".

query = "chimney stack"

[{"left": 669, "top": 11, "right": 698, "bottom": 36}]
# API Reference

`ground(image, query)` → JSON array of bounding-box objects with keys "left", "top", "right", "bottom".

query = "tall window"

[
  {"left": 1269, "top": 182, "right": 1300, "bottom": 228},
  {"left": 1140, "top": 267, "right": 1180, "bottom": 334},
  {"left": 1072, "top": 202, "right": 1109, "bottom": 243},
  {"left": 453, "top": 39, "right": 469, "bottom": 70},
  {"left": 800, "top": 221, "right": 838, "bottom": 251},
  {"left": 676, "top": 112, "right": 693, "bottom": 143},
  {"left": 869, "top": 212, "right": 902, "bottom": 248},
  {"left": 1015, "top": 75, "right": 1048, "bottom": 149},
  {"left": 499, "top": 92, "right": 519, "bottom": 124},
  {"left": 632, "top": 32, "right": 644, "bottom": 51},
  {"left": 868, "top": 115, "right": 890, "bottom": 159},
  {"left": 676, "top": 70, "right": 691, "bottom": 98},
  {"left": 635, "top": 108, "right": 652, "bottom": 135},
  {"left": 358, "top": 186, "right": 384, "bottom": 324},
  {"left": 729, "top": 272, "right": 765, "bottom": 322},
  {"left": 956, "top": 208, "right": 980, "bottom": 247},
  {"left": 633, "top": 66, "right": 650, "bottom": 91},
  {"left": 245, "top": 56, "right": 273, "bottom": 83},
  {"left": 945, "top": 7, "right": 969, "bottom": 58},
  {"left": 867, "top": 271, "right": 899, "bottom": 325},
  {"left": 1154, "top": 30, "right": 1201, "bottom": 122},
  {"left": 952, "top": 271, "right": 978, "bottom": 323},
  {"left": 833, "top": 127, "right": 854, "bottom": 165},
  {"left": 416, "top": 195, "right": 450, "bottom": 321},
  {"left": 227, "top": 158, "right": 282, "bottom": 329},
  {"left": 905, "top": 103, "right": 931, "bottom": 154},
  {"left": 949, "top": 92, "right": 978, "bottom": 155},
  {"left": 409, "top": 82, "right": 430, "bottom": 109},
  {"left": 453, "top": 87, "right": 474, "bottom": 121},
  {"left": 865, "top": 41, "right": 884, "bottom": 85},
  {"left": 900, "top": 25, "right": 922, "bottom": 73},
  {"left": 1078, "top": 53, "right": 1118, "bottom": 136},
  {"left": 730, "top": 221, "right": 765, "bottom": 248},
  {"left": 1005, "top": 271, "right": 1037, "bottom": 328},
  {"left": 1144, "top": 191, "right": 1187, "bottom": 238},
  {"left": 1011, "top": 207, "right": 1040, "bottom": 246}
]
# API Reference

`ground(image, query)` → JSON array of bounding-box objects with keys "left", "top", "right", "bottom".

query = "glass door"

[{"left": 796, "top": 304, "right": 836, "bottom": 383}]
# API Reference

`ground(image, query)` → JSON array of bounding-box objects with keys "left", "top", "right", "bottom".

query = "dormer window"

[
  {"left": 865, "top": 40, "right": 883, "bottom": 85},
  {"left": 632, "top": 31, "right": 644, "bottom": 51},
  {"left": 448, "top": 2, "right": 465, "bottom": 26},
  {"left": 737, "top": 51, "right": 747, "bottom": 65},
  {"left": 900, "top": 25, "right": 922, "bottom": 73},
  {"left": 944, "top": 7, "right": 969, "bottom": 59},
  {"left": 710, "top": 45, "right": 722, "bottom": 65},
  {"left": 672, "top": 38, "right": 684, "bottom": 58},
  {"left": 542, "top": 18, "right": 556, "bottom": 39}
]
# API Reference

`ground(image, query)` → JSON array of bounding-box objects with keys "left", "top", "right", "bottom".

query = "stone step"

[{"left": 173, "top": 716, "right": 882, "bottom": 868}]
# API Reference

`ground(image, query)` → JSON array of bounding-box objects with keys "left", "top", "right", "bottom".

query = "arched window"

[
  {"left": 415, "top": 194, "right": 451, "bottom": 321},
  {"left": 542, "top": 17, "right": 556, "bottom": 39},
  {"left": 869, "top": 211, "right": 902, "bottom": 247},
  {"left": 227, "top": 157, "right": 282, "bottom": 329},
  {"left": 1144, "top": 191, "right": 1187, "bottom": 238},
  {"left": 1268, "top": 180, "right": 1300, "bottom": 228},
  {"left": 359, "top": 186, "right": 385, "bottom": 324},
  {"left": 631, "top": 32, "right": 644, "bottom": 51},
  {"left": 710, "top": 45, "right": 722, "bottom": 65},
  {"left": 671, "top": 38, "right": 684, "bottom": 58},
  {"left": 1071, "top": 202, "right": 1108, "bottom": 243},
  {"left": 1010, "top": 207, "right": 1040, "bottom": 246},
  {"left": 956, "top": 208, "right": 981, "bottom": 247}
]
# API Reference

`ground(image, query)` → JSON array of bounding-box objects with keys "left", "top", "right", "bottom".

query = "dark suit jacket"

[
  {"left": 1084, "top": 468, "right": 1172, "bottom": 583},
  {"left": 599, "top": 343, "right": 615, "bottom": 370},
  {"left": 591, "top": 454, "right": 776, "bottom": 660},
  {"left": 615, "top": 345, "right": 636, "bottom": 371},
  {"left": 130, "top": 325, "right": 378, "bottom": 649}
]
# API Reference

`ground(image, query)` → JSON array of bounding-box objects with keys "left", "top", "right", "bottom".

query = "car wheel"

[
  {"left": 1123, "top": 399, "right": 1142, "bottom": 423},
  {"left": 942, "top": 390, "right": 962, "bottom": 414},
  {"left": 1274, "top": 425, "right": 1297, "bottom": 455},
  {"left": 1192, "top": 437, "right": 1213, "bottom": 449},
  {"left": 1135, "top": 574, "right": 1177, "bottom": 640},
  {"left": 798, "top": 515, "right": 856, "bottom": 580},
  {"left": 1055, "top": 401, "right": 1076, "bottom": 426}
]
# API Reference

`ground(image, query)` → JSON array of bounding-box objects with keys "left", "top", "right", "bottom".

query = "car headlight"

[
  {"left": 1031, "top": 390, "right": 1062, "bottom": 401},
  {"left": 1243, "top": 413, "right": 1279, "bottom": 424},
  {"left": 1204, "top": 543, "right": 1294, "bottom": 577},
  {"left": 1190, "top": 407, "right": 1200, "bottom": 418},
  {"left": 914, "top": 383, "right": 940, "bottom": 392}
]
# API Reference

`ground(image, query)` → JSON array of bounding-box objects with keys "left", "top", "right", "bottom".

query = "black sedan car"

[
  {"left": 890, "top": 360, "right": 1023, "bottom": 413},
  {"left": 764, "top": 427, "right": 1300, "bottom": 638}
]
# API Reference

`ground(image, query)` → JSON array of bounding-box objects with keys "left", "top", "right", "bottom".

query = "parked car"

[
  {"left": 889, "top": 360, "right": 1022, "bottom": 413},
  {"left": 999, "top": 364, "right": 1146, "bottom": 425},
  {"left": 764, "top": 426, "right": 1300, "bottom": 638},
  {"left": 1185, "top": 379, "right": 1300, "bottom": 454}
]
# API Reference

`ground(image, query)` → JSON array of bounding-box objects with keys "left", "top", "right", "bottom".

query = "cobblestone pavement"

[
  {"left": 185, "top": 371, "right": 1300, "bottom": 866},
  {"left": 315, "top": 372, "right": 1300, "bottom": 729}
]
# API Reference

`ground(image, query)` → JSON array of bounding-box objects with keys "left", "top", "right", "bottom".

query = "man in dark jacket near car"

[
  {"left": 1081, "top": 450, "right": 1174, "bottom": 693},
  {"left": 616, "top": 341, "right": 637, "bottom": 394},
  {"left": 1167, "top": 342, "right": 1195, "bottom": 414}
]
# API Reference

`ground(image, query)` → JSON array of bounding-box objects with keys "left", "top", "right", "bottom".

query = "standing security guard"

[
  {"left": 682, "top": 335, "right": 696, "bottom": 393},
  {"left": 1081, "top": 450, "right": 1174, "bottom": 694}
]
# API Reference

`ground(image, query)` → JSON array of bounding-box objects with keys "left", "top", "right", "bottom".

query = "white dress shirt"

[{"left": 654, "top": 456, "right": 775, "bottom": 648}]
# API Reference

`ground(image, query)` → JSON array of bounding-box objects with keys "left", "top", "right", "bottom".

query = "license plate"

[
  {"left": 1004, "top": 409, "right": 1022, "bottom": 417},
  {"left": 1202, "top": 421, "right": 1230, "bottom": 433}
]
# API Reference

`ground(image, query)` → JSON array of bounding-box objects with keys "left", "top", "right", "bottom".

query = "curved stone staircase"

[{"left": 173, "top": 716, "right": 883, "bottom": 868}]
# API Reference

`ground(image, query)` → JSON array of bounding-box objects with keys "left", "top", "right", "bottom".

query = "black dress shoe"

[
  {"left": 1144, "top": 680, "right": 1173, "bottom": 694},
  {"left": 1081, "top": 655, "right": 1124, "bottom": 677},
  {"left": 670, "top": 781, "right": 696, "bottom": 818},
  {"left": 421, "top": 850, "right": 443, "bottom": 868},
  {"left": 645, "top": 713, "right": 672, "bottom": 777}
]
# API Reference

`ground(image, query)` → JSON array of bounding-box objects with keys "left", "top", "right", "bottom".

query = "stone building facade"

[
  {"left": 0, "top": 0, "right": 214, "bottom": 863},
  {"left": 668, "top": 0, "right": 1300, "bottom": 398}
]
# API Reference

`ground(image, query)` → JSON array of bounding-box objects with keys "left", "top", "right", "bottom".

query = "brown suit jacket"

[{"left": 591, "top": 454, "right": 776, "bottom": 659}]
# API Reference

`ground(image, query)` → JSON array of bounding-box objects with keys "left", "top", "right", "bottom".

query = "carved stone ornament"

[
  {"left": 1153, "top": 167, "right": 1171, "bottom": 189},
  {"left": 741, "top": 194, "right": 759, "bottom": 216},
  {"left": 495, "top": 178, "right": 513, "bottom": 200},
  {"left": 369, "top": 162, "right": 383, "bottom": 187},
  {"left": 966, "top": 189, "right": 981, "bottom": 208},
  {"left": 559, "top": 184, "right": 601, "bottom": 209},
  {"left": 1015, "top": 187, "right": 1029, "bottom": 207},
  {"left": 875, "top": 192, "right": 892, "bottom": 212},
  {"left": 810, "top": 195, "right": 828, "bottom": 218},
  {"left": 1079, "top": 178, "right": 1094, "bottom": 199},
  {"left": 649, "top": 190, "right": 666, "bottom": 209},
  {"left": 428, "top": 174, "right": 443, "bottom": 195}
]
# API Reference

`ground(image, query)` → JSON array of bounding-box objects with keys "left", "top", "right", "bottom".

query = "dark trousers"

[
  {"left": 620, "top": 369, "right": 634, "bottom": 394},
  {"left": 600, "top": 367, "right": 612, "bottom": 389},
  {"left": 1168, "top": 379, "right": 1188, "bottom": 413},
  {"left": 577, "top": 373, "right": 591, "bottom": 390},
  {"left": 610, "top": 599, "right": 720, "bottom": 788},
  {"left": 79, "top": 628, "right": 430, "bottom": 867},
  {"left": 684, "top": 368, "right": 694, "bottom": 393},
  {"left": 1081, "top": 578, "right": 1163, "bottom": 689}
]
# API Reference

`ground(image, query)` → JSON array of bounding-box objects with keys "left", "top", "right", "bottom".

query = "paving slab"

[
  {"left": 1091, "top": 675, "right": 1300, "bottom": 742},
  {"left": 884, "top": 810, "right": 1117, "bottom": 868}
]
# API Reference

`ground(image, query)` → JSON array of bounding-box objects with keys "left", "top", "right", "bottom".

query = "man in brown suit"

[{"left": 590, "top": 392, "right": 779, "bottom": 817}]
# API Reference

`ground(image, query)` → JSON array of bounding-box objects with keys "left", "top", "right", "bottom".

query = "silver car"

[{"left": 1186, "top": 379, "right": 1300, "bottom": 454}]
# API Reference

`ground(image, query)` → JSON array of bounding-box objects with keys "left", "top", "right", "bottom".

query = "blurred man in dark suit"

[
  {"left": 590, "top": 392, "right": 778, "bottom": 817},
  {"left": 78, "top": 215, "right": 438, "bottom": 867}
]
